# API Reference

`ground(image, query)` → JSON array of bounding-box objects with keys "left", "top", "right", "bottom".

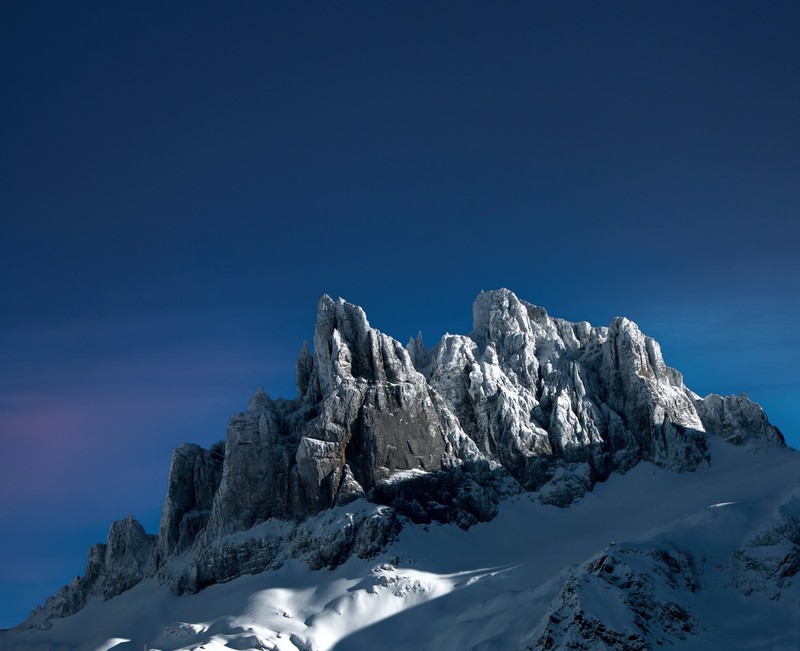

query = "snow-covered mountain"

[{"left": 3, "top": 289, "right": 796, "bottom": 651}]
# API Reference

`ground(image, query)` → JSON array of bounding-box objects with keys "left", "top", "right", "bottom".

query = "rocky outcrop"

[
  {"left": 695, "top": 392, "right": 785, "bottom": 447},
  {"left": 160, "top": 503, "right": 401, "bottom": 594},
  {"left": 25, "top": 516, "right": 156, "bottom": 629},
  {"left": 423, "top": 290, "right": 710, "bottom": 505},
  {"left": 155, "top": 442, "right": 224, "bottom": 562},
  {"left": 201, "top": 295, "right": 480, "bottom": 543},
  {"left": 203, "top": 393, "right": 304, "bottom": 538},
  {"left": 23, "top": 289, "right": 787, "bottom": 629},
  {"left": 301, "top": 295, "right": 473, "bottom": 492},
  {"left": 731, "top": 489, "right": 800, "bottom": 599},
  {"left": 526, "top": 543, "right": 701, "bottom": 650}
]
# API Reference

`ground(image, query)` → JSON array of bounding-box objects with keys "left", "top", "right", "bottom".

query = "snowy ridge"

[{"left": 3, "top": 290, "right": 789, "bottom": 647}]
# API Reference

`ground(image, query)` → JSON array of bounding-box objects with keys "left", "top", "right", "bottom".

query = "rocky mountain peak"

[
  {"left": 309, "top": 294, "right": 420, "bottom": 397},
  {"left": 22, "top": 289, "right": 786, "bottom": 630},
  {"left": 472, "top": 288, "right": 538, "bottom": 340}
]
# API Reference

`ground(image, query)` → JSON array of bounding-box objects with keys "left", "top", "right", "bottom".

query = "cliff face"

[
  {"left": 155, "top": 442, "right": 224, "bottom": 561},
  {"left": 24, "top": 516, "right": 157, "bottom": 628},
  {"left": 23, "top": 289, "right": 785, "bottom": 628}
]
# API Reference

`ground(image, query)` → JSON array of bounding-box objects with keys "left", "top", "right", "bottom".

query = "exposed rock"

[
  {"left": 24, "top": 289, "right": 787, "bottom": 629},
  {"left": 731, "top": 489, "right": 800, "bottom": 599},
  {"left": 160, "top": 502, "right": 400, "bottom": 595},
  {"left": 302, "top": 295, "right": 467, "bottom": 493},
  {"left": 296, "top": 340, "right": 314, "bottom": 398},
  {"left": 202, "top": 295, "right": 479, "bottom": 543},
  {"left": 155, "top": 441, "right": 224, "bottom": 562},
  {"left": 695, "top": 392, "right": 785, "bottom": 447},
  {"left": 23, "top": 515, "right": 156, "bottom": 629},
  {"left": 599, "top": 316, "right": 708, "bottom": 472},
  {"left": 203, "top": 394, "right": 303, "bottom": 538},
  {"left": 371, "top": 463, "right": 518, "bottom": 529},
  {"left": 424, "top": 289, "right": 710, "bottom": 504},
  {"left": 526, "top": 543, "right": 701, "bottom": 650}
]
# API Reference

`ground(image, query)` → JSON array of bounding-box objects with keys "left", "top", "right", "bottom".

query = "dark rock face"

[
  {"left": 371, "top": 463, "right": 515, "bottom": 529},
  {"left": 24, "top": 516, "right": 156, "bottom": 629},
  {"left": 204, "top": 394, "right": 303, "bottom": 537},
  {"left": 24, "top": 290, "right": 787, "bottom": 628},
  {"left": 99, "top": 516, "right": 157, "bottom": 598},
  {"left": 160, "top": 504, "right": 401, "bottom": 595},
  {"left": 156, "top": 442, "right": 224, "bottom": 561},
  {"left": 300, "top": 296, "right": 462, "bottom": 491},
  {"left": 202, "top": 295, "right": 473, "bottom": 543},
  {"left": 695, "top": 392, "right": 785, "bottom": 447}
]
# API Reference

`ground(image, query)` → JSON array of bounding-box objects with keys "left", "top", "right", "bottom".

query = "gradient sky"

[{"left": 2, "top": 1, "right": 799, "bottom": 629}]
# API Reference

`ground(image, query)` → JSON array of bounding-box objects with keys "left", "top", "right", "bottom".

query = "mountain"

[{"left": 2, "top": 289, "right": 795, "bottom": 651}]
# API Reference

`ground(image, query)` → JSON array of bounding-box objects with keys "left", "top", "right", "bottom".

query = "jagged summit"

[{"left": 21, "top": 290, "right": 785, "bottom": 630}]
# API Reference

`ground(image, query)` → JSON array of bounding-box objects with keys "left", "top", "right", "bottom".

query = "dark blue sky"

[{"left": 2, "top": 1, "right": 799, "bottom": 628}]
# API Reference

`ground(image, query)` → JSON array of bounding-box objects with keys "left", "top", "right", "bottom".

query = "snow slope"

[{"left": 4, "top": 438, "right": 799, "bottom": 651}]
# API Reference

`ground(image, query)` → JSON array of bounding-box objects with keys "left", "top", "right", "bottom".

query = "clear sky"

[{"left": 1, "top": 0, "right": 798, "bottom": 629}]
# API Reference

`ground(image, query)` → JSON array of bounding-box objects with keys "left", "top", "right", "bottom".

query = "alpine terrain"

[{"left": 3, "top": 289, "right": 798, "bottom": 651}]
